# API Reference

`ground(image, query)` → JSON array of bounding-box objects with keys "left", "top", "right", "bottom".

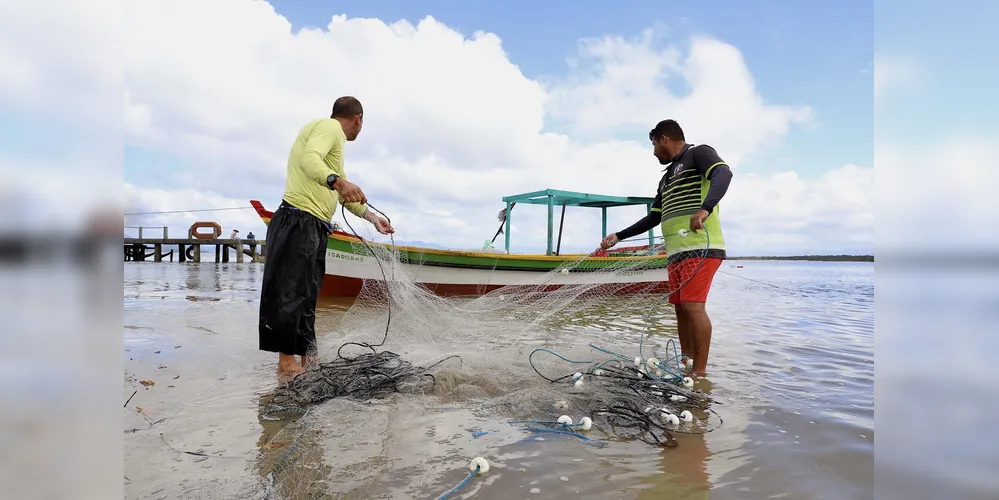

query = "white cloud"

[
  {"left": 0, "top": 0, "right": 121, "bottom": 125},
  {"left": 723, "top": 164, "right": 873, "bottom": 255},
  {"left": 876, "top": 137, "right": 999, "bottom": 250},
  {"left": 545, "top": 32, "right": 814, "bottom": 166},
  {"left": 123, "top": 183, "right": 263, "bottom": 240},
  {"left": 1, "top": 0, "right": 875, "bottom": 256}
]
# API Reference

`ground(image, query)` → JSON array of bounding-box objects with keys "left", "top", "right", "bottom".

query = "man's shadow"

[
  {"left": 637, "top": 377, "right": 717, "bottom": 500},
  {"left": 251, "top": 389, "right": 334, "bottom": 499}
]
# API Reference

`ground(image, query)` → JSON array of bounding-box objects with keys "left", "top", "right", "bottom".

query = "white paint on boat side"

[{"left": 325, "top": 249, "right": 665, "bottom": 286}]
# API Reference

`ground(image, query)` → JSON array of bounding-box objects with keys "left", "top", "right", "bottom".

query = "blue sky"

[
  {"left": 876, "top": 0, "right": 999, "bottom": 140},
  {"left": 267, "top": 0, "right": 874, "bottom": 178}
]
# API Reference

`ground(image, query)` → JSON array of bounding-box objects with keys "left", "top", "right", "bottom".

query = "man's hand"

[
  {"left": 333, "top": 178, "right": 367, "bottom": 204},
  {"left": 689, "top": 209, "right": 709, "bottom": 233},
  {"left": 600, "top": 233, "right": 619, "bottom": 250},
  {"left": 364, "top": 210, "right": 395, "bottom": 235},
  {"left": 372, "top": 216, "right": 395, "bottom": 235}
]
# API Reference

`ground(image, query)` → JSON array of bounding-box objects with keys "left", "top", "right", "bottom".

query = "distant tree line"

[{"left": 727, "top": 255, "right": 874, "bottom": 262}]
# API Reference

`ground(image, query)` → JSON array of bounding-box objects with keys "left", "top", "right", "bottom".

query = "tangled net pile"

[{"left": 270, "top": 351, "right": 462, "bottom": 407}]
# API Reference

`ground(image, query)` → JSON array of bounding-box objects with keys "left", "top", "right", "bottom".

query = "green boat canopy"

[{"left": 499, "top": 189, "right": 657, "bottom": 256}]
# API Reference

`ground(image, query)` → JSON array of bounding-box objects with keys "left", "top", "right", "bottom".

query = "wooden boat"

[{"left": 250, "top": 189, "right": 671, "bottom": 297}]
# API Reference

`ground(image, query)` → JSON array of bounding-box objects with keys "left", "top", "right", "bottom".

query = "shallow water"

[{"left": 123, "top": 259, "right": 873, "bottom": 499}]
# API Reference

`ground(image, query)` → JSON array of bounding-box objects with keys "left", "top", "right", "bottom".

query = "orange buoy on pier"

[{"left": 188, "top": 221, "right": 222, "bottom": 240}]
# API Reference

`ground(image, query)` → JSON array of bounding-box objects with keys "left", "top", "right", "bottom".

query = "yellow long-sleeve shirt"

[{"left": 281, "top": 118, "right": 367, "bottom": 223}]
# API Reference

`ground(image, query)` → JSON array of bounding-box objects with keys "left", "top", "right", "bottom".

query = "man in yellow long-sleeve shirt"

[{"left": 259, "top": 96, "right": 394, "bottom": 380}]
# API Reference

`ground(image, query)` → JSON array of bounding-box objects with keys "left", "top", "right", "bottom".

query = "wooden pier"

[
  {"left": 124, "top": 224, "right": 266, "bottom": 263},
  {"left": 123, "top": 238, "right": 265, "bottom": 263}
]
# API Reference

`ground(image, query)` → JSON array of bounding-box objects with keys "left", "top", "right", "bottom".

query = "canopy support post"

[
  {"left": 555, "top": 201, "right": 567, "bottom": 256},
  {"left": 504, "top": 201, "right": 513, "bottom": 253},
  {"left": 546, "top": 195, "right": 554, "bottom": 256}
]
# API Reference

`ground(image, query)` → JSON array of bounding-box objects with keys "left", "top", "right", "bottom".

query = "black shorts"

[{"left": 258, "top": 200, "right": 331, "bottom": 356}]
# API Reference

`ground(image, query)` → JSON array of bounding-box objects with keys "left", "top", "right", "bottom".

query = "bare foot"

[{"left": 277, "top": 353, "right": 305, "bottom": 383}]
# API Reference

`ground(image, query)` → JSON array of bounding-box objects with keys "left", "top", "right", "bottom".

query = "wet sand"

[{"left": 124, "top": 261, "right": 873, "bottom": 499}]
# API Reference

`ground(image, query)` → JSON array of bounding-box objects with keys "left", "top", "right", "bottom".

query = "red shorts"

[{"left": 667, "top": 257, "right": 722, "bottom": 305}]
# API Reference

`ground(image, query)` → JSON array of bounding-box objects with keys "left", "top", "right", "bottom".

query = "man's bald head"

[{"left": 331, "top": 96, "right": 364, "bottom": 141}]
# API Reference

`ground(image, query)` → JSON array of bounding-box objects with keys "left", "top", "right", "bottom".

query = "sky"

[{"left": 0, "top": 0, "right": 911, "bottom": 258}]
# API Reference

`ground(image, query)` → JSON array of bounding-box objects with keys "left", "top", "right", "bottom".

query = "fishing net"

[
  {"left": 253, "top": 204, "right": 722, "bottom": 498},
  {"left": 269, "top": 350, "right": 462, "bottom": 407}
]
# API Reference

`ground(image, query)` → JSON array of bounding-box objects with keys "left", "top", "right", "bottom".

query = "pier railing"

[{"left": 124, "top": 225, "right": 169, "bottom": 239}]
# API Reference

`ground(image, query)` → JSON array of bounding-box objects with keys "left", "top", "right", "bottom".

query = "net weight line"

[{"left": 526, "top": 344, "right": 723, "bottom": 447}]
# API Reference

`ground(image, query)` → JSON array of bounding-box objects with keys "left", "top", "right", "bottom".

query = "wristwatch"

[{"left": 326, "top": 174, "right": 340, "bottom": 189}]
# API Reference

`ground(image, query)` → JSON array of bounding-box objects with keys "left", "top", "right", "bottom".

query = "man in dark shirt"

[
  {"left": 246, "top": 231, "right": 256, "bottom": 255},
  {"left": 600, "top": 119, "right": 733, "bottom": 376}
]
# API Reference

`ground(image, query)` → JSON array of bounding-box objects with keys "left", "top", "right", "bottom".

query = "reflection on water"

[{"left": 123, "top": 260, "right": 873, "bottom": 499}]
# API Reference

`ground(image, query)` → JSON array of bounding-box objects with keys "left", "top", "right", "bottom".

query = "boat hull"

[
  {"left": 251, "top": 200, "right": 669, "bottom": 297},
  {"left": 319, "top": 243, "right": 670, "bottom": 297}
]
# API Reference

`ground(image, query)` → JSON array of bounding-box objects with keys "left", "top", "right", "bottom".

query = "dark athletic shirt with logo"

[{"left": 616, "top": 143, "right": 732, "bottom": 262}]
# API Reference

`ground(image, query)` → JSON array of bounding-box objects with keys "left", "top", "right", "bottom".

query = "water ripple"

[{"left": 123, "top": 260, "right": 873, "bottom": 499}]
